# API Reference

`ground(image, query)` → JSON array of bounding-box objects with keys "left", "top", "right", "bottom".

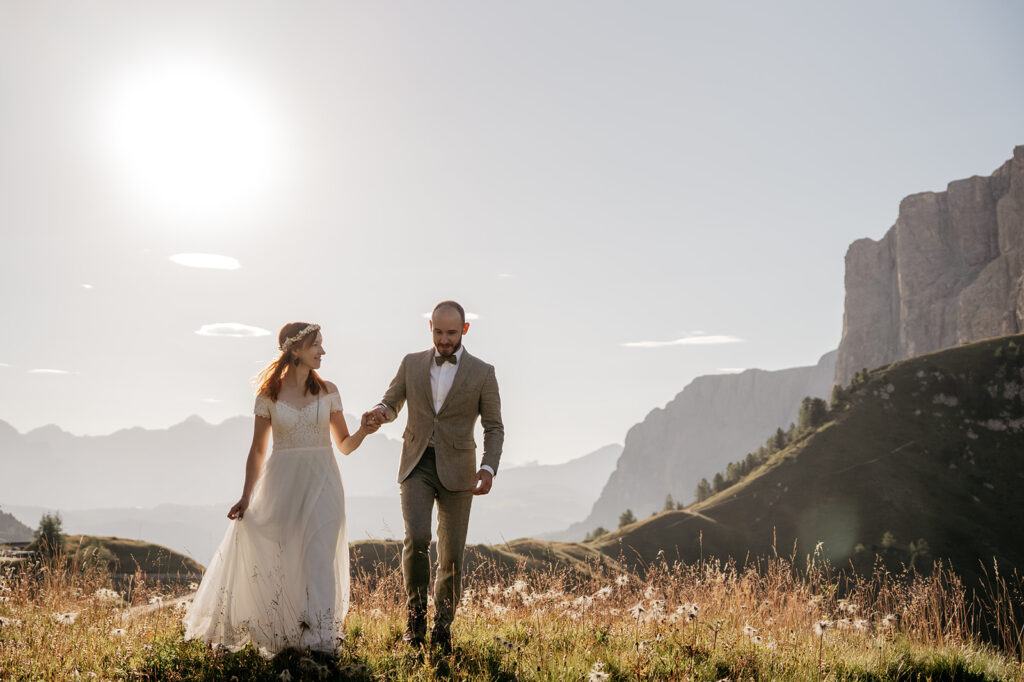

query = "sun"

[{"left": 98, "top": 55, "right": 282, "bottom": 221}]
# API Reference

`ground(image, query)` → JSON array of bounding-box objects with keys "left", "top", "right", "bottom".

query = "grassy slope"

[
  {"left": 351, "top": 538, "right": 620, "bottom": 583},
  {"left": 595, "top": 333, "right": 1024, "bottom": 582},
  {"left": 64, "top": 535, "right": 203, "bottom": 577}
]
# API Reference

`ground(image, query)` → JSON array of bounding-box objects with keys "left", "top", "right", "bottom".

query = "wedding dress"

[{"left": 184, "top": 390, "right": 349, "bottom": 655}]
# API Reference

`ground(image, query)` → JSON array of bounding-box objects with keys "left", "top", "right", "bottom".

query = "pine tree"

[
  {"left": 618, "top": 509, "right": 637, "bottom": 528},
  {"left": 663, "top": 494, "right": 676, "bottom": 512},
  {"left": 33, "top": 512, "right": 65, "bottom": 557},
  {"left": 694, "top": 478, "right": 712, "bottom": 502}
]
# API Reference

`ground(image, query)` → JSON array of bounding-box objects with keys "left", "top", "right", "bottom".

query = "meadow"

[{"left": 2, "top": 545, "right": 1023, "bottom": 681}]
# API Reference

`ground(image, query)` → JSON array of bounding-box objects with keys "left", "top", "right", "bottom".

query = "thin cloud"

[
  {"left": 622, "top": 334, "right": 744, "bottom": 348},
  {"left": 29, "top": 368, "right": 77, "bottom": 375},
  {"left": 195, "top": 323, "right": 270, "bottom": 338},
  {"left": 0, "top": 363, "right": 11, "bottom": 368},
  {"left": 170, "top": 253, "right": 241, "bottom": 270},
  {"left": 81, "top": 284, "right": 94, "bottom": 289}
]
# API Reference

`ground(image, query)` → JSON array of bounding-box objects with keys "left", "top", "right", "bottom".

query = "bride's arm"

[
  {"left": 330, "top": 410, "right": 378, "bottom": 455},
  {"left": 228, "top": 416, "right": 272, "bottom": 519}
]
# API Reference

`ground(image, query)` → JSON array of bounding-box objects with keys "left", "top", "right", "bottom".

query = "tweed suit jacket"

[{"left": 379, "top": 348, "right": 504, "bottom": 491}]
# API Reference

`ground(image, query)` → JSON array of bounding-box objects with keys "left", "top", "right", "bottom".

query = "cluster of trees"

[
  {"left": 693, "top": 393, "right": 837, "bottom": 503},
  {"left": 584, "top": 494, "right": 687, "bottom": 541}
]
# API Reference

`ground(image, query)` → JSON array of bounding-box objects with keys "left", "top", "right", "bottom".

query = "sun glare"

[{"left": 98, "top": 56, "right": 281, "bottom": 221}]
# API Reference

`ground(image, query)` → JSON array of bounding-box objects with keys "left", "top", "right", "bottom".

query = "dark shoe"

[
  {"left": 403, "top": 612, "right": 426, "bottom": 647},
  {"left": 430, "top": 624, "right": 452, "bottom": 656}
]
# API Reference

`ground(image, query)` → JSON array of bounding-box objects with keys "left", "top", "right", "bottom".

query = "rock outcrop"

[
  {"left": 836, "top": 146, "right": 1024, "bottom": 385},
  {"left": 557, "top": 350, "right": 836, "bottom": 540}
]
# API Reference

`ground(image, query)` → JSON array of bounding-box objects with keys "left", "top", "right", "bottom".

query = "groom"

[{"left": 365, "top": 300, "right": 504, "bottom": 653}]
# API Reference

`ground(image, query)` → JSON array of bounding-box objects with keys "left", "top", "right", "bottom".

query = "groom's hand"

[{"left": 472, "top": 469, "right": 493, "bottom": 496}]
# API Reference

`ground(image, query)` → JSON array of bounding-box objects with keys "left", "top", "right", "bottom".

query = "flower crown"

[{"left": 279, "top": 324, "right": 320, "bottom": 352}]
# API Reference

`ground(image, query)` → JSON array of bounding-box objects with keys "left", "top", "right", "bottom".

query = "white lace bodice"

[{"left": 254, "top": 391, "right": 343, "bottom": 450}]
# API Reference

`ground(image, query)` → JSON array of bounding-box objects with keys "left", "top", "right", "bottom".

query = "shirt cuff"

[{"left": 479, "top": 464, "right": 495, "bottom": 477}]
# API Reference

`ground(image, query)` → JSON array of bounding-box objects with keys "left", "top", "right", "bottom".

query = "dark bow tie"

[{"left": 435, "top": 354, "right": 457, "bottom": 366}]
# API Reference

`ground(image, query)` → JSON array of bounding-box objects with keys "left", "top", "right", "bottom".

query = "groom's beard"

[{"left": 436, "top": 339, "right": 462, "bottom": 357}]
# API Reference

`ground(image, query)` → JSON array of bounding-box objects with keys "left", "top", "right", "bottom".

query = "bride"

[{"left": 184, "top": 322, "right": 378, "bottom": 656}]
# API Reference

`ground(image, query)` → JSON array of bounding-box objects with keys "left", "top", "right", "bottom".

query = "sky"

[{"left": 1, "top": 1, "right": 1022, "bottom": 465}]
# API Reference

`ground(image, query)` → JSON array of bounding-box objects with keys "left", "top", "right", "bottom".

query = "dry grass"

[{"left": 2, "top": 547, "right": 1023, "bottom": 681}]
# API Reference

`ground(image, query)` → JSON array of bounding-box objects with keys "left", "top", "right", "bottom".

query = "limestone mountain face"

[
  {"left": 836, "top": 146, "right": 1024, "bottom": 386},
  {"left": 557, "top": 350, "right": 836, "bottom": 540}
]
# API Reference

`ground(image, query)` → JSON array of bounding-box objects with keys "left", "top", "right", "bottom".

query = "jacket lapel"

[
  {"left": 438, "top": 349, "right": 473, "bottom": 416},
  {"left": 418, "top": 349, "right": 436, "bottom": 414}
]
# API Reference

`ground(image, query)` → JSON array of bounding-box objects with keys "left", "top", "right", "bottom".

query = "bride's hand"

[{"left": 228, "top": 497, "right": 249, "bottom": 520}]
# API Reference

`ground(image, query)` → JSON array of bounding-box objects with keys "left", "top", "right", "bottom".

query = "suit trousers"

[{"left": 400, "top": 447, "right": 473, "bottom": 626}]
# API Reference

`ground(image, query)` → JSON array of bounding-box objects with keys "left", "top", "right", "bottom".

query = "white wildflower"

[
  {"left": 643, "top": 585, "right": 656, "bottom": 600},
  {"left": 54, "top": 611, "right": 79, "bottom": 624},
  {"left": 594, "top": 586, "right": 613, "bottom": 600},
  {"left": 812, "top": 619, "right": 831, "bottom": 636},
  {"left": 110, "top": 628, "right": 127, "bottom": 637},
  {"left": 588, "top": 661, "right": 610, "bottom": 681},
  {"left": 486, "top": 585, "right": 502, "bottom": 595},
  {"left": 881, "top": 613, "right": 897, "bottom": 629},
  {"left": 615, "top": 574, "right": 629, "bottom": 587},
  {"left": 629, "top": 602, "right": 645, "bottom": 619},
  {"left": 188, "top": 582, "right": 200, "bottom": 591},
  {"left": 743, "top": 624, "right": 758, "bottom": 637},
  {"left": 94, "top": 588, "right": 121, "bottom": 603},
  {"left": 0, "top": 616, "right": 22, "bottom": 627},
  {"left": 677, "top": 602, "right": 700, "bottom": 621}
]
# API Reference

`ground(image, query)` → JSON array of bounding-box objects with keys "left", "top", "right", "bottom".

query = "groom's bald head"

[{"left": 432, "top": 300, "right": 465, "bottom": 325}]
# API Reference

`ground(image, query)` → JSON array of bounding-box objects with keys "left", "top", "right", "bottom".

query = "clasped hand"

[{"left": 360, "top": 406, "right": 389, "bottom": 433}]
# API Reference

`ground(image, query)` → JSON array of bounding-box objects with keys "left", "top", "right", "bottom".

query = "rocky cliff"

[
  {"left": 557, "top": 350, "right": 836, "bottom": 540},
  {"left": 836, "top": 146, "right": 1024, "bottom": 385}
]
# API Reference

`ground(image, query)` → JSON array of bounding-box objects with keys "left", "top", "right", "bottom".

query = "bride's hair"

[{"left": 255, "top": 322, "right": 329, "bottom": 400}]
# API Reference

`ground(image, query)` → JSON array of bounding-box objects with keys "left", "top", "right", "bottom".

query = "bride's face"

[{"left": 294, "top": 332, "right": 325, "bottom": 370}]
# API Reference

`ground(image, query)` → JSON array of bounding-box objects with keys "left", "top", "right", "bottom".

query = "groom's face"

[{"left": 430, "top": 308, "right": 469, "bottom": 357}]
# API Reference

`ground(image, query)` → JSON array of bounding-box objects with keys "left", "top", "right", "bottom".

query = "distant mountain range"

[
  {"left": 589, "top": 333, "right": 1024, "bottom": 587},
  {"left": 2, "top": 425, "right": 620, "bottom": 561}
]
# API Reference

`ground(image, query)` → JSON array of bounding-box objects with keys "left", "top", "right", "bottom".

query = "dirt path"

[{"left": 125, "top": 592, "right": 195, "bottom": 618}]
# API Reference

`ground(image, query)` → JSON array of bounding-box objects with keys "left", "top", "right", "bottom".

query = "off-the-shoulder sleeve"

[
  {"left": 254, "top": 394, "right": 272, "bottom": 419},
  {"left": 328, "top": 391, "right": 343, "bottom": 414}
]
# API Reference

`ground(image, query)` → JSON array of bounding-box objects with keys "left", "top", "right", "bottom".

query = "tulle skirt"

[{"left": 184, "top": 445, "right": 349, "bottom": 656}]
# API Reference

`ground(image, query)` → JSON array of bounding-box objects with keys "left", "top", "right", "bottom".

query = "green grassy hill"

[
  {"left": 592, "top": 333, "right": 1024, "bottom": 583},
  {"left": 64, "top": 535, "right": 203, "bottom": 578},
  {"left": 351, "top": 537, "right": 620, "bottom": 584}
]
